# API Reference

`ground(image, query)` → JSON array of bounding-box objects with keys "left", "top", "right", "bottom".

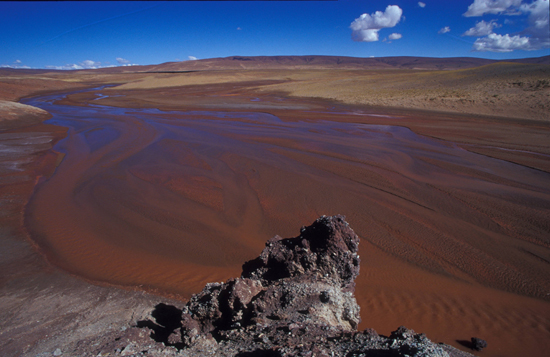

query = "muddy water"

[{"left": 23, "top": 89, "right": 550, "bottom": 356}]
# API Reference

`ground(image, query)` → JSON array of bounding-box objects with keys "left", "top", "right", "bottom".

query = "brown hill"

[
  {"left": 507, "top": 55, "right": 550, "bottom": 64},
  {"left": 86, "top": 55, "right": 550, "bottom": 74},
  {"left": 372, "top": 56, "right": 496, "bottom": 70}
]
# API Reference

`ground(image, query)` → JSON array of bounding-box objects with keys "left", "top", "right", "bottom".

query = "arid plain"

[{"left": 1, "top": 56, "right": 549, "bottom": 356}]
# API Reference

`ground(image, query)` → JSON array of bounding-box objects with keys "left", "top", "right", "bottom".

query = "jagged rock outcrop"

[
  {"left": 178, "top": 215, "right": 361, "bottom": 347},
  {"left": 145, "top": 215, "right": 473, "bottom": 357},
  {"left": 117, "top": 215, "right": 475, "bottom": 356}
]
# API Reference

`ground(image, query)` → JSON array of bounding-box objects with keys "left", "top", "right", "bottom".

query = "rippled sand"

[{"left": 23, "top": 89, "right": 550, "bottom": 356}]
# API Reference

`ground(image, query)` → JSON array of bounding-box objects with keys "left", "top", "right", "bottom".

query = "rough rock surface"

[
  {"left": 128, "top": 215, "right": 471, "bottom": 357},
  {"left": 471, "top": 337, "right": 487, "bottom": 351},
  {"left": 180, "top": 214, "right": 361, "bottom": 344}
]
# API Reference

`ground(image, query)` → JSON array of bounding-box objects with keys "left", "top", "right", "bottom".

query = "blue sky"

[{"left": 1, "top": 0, "right": 548, "bottom": 69}]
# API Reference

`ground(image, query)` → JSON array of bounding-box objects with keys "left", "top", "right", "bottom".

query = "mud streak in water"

[{"left": 23, "top": 89, "right": 550, "bottom": 356}]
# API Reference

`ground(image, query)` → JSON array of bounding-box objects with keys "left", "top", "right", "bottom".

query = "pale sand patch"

[
  {"left": 254, "top": 63, "right": 550, "bottom": 122},
  {"left": 0, "top": 100, "right": 49, "bottom": 122}
]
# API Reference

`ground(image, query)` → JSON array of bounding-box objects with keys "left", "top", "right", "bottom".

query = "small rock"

[
  {"left": 471, "top": 337, "right": 488, "bottom": 351},
  {"left": 53, "top": 349, "right": 62, "bottom": 356}
]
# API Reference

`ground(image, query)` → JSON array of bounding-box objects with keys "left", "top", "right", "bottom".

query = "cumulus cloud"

[
  {"left": 188, "top": 56, "right": 198, "bottom": 61},
  {"left": 464, "top": 0, "right": 549, "bottom": 51},
  {"left": 520, "top": 0, "right": 550, "bottom": 48},
  {"left": 438, "top": 26, "right": 451, "bottom": 34},
  {"left": 418, "top": 2, "right": 426, "bottom": 8},
  {"left": 350, "top": 5, "right": 403, "bottom": 42},
  {"left": 473, "top": 33, "right": 531, "bottom": 51},
  {"left": 464, "top": 0, "right": 523, "bottom": 17},
  {"left": 116, "top": 57, "right": 130, "bottom": 64},
  {"left": 80, "top": 60, "right": 102, "bottom": 69},
  {"left": 389, "top": 33, "right": 403, "bottom": 40},
  {"left": 463, "top": 20, "right": 502, "bottom": 36}
]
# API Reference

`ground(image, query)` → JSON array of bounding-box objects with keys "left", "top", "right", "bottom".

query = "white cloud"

[
  {"left": 464, "top": 0, "right": 549, "bottom": 51},
  {"left": 438, "top": 26, "right": 451, "bottom": 34},
  {"left": 463, "top": 20, "right": 502, "bottom": 36},
  {"left": 522, "top": 0, "right": 549, "bottom": 27},
  {"left": 237, "top": 27, "right": 242, "bottom": 30},
  {"left": 520, "top": 0, "right": 550, "bottom": 49},
  {"left": 350, "top": 5, "right": 403, "bottom": 42},
  {"left": 45, "top": 59, "right": 117, "bottom": 71},
  {"left": 1, "top": 60, "right": 31, "bottom": 69},
  {"left": 418, "top": 2, "right": 426, "bottom": 8},
  {"left": 116, "top": 57, "right": 130, "bottom": 64},
  {"left": 464, "top": 0, "right": 523, "bottom": 17},
  {"left": 46, "top": 64, "right": 84, "bottom": 70},
  {"left": 389, "top": 33, "right": 402, "bottom": 40},
  {"left": 80, "top": 60, "right": 102, "bottom": 69},
  {"left": 473, "top": 33, "right": 531, "bottom": 51},
  {"left": 188, "top": 56, "right": 198, "bottom": 61},
  {"left": 1, "top": 64, "right": 31, "bottom": 69}
]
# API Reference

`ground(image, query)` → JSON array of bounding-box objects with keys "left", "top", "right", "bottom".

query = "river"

[{"left": 22, "top": 87, "right": 550, "bottom": 356}]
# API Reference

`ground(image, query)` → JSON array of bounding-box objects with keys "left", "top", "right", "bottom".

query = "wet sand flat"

[
  {"left": 21, "top": 87, "right": 550, "bottom": 356},
  {"left": 0, "top": 103, "right": 170, "bottom": 357}
]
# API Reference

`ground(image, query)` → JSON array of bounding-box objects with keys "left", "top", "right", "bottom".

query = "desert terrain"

[{"left": 0, "top": 55, "right": 549, "bottom": 356}]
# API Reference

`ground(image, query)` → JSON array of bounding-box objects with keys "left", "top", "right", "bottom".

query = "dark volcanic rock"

[
  {"left": 242, "top": 214, "right": 360, "bottom": 290},
  {"left": 471, "top": 337, "right": 487, "bottom": 351},
  {"left": 180, "top": 215, "right": 361, "bottom": 346},
  {"left": 136, "top": 215, "right": 474, "bottom": 357}
]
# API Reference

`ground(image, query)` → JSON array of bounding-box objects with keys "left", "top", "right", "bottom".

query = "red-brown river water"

[{"left": 22, "top": 88, "right": 550, "bottom": 356}]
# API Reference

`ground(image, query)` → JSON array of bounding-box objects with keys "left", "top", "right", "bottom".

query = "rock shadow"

[
  {"left": 457, "top": 339, "right": 475, "bottom": 349},
  {"left": 457, "top": 338, "right": 487, "bottom": 351},
  {"left": 137, "top": 303, "right": 183, "bottom": 349}
]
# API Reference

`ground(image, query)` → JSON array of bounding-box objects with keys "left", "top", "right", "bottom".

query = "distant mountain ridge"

[
  {"left": 133, "top": 54, "right": 550, "bottom": 73},
  {"left": 2, "top": 55, "right": 548, "bottom": 75}
]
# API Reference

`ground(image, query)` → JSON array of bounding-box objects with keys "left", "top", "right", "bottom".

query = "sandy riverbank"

[{"left": 0, "top": 98, "right": 179, "bottom": 357}]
